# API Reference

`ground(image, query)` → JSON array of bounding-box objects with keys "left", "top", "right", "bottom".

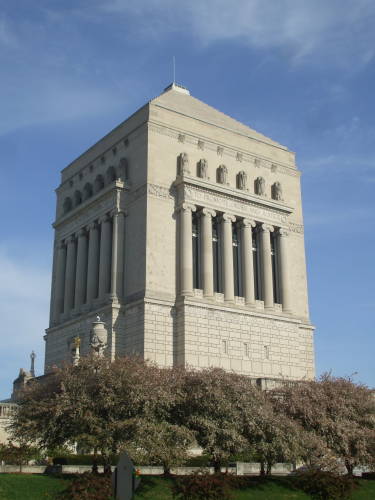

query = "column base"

[{"left": 245, "top": 301, "right": 256, "bottom": 308}]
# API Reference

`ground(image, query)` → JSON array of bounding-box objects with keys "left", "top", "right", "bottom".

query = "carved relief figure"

[
  {"left": 217, "top": 164, "right": 228, "bottom": 184},
  {"left": 237, "top": 170, "right": 247, "bottom": 190},
  {"left": 272, "top": 181, "right": 283, "bottom": 201},
  {"left": 198, "top": 158, "right": 208, "bottom": 179},
  {"left": 255, "top": 176, "right": 266, "bottom": 196},
  {"left": 178, "top": 152, "right": 190, "bottom": 175},
  {"left": 90, "top": 332, "right": 107, "bottom": 357}
]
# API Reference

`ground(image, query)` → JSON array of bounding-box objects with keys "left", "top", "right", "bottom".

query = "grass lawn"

[
  {"left": 0, "top": 474, "right": 374, "bottom": 499},
  {"left": 0, "top": 474, "right": 69, "bottom": 500},
  {"left": 134, "top": 476, "right": 375, "bottom": 500}
]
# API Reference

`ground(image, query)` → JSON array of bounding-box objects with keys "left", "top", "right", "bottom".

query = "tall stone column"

[
  {"left": 180, "top": 203, "right": 196, "bottom": 296},
  {"left": 63, "top": 235, "right": 77, "bottom": 313},
  {"left": 110, "top": 209, "right": 126, "bottom": 300},
  {"left": 86, "top": 222, "right": 100, "bottom": 303},
  {"left": 221, "top": 213, "right": 236, "bottom": 303},
  {"left": 241, "top": 218, "right": 256, "bottom": 307},
  {"left": 278, "top": 229, "right": 292, "bottom": 313},
  {"left": 98, "top": 214, "right": 112, "bottom": 299},
  {"left": 74, "top": 228, "right": 88, "bottom": 309},
  {"left": 53, "top": 241, "right": 67, "bottom": 323},
  {"left": 260, "top": 224, "right": 274, "bottom": 310},
  {"left": 200, "top": 208, "right": 216, "bottom": 297}
]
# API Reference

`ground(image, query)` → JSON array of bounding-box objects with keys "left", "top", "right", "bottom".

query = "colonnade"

[
  {"left": 179, "top": 204, "right": 291, "bottom": 313},
  {"left": 52, "top": 210, "right": 126, "bottom": 324}
]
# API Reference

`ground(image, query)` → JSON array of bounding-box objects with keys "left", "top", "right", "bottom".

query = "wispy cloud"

[
  {"left": 96, "top": 0, "right": 375, "bottom": 68},
  {"left": 0, "top": 16, "right": 18, "bottom": 48},
  {"left": 0, "top": 248, "right": 50, "bottom": 399}
]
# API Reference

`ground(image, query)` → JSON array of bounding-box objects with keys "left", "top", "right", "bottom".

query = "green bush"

[
  {"left": 172, "top": 472, "right": 233, "bottom": 500},
  {"left": 58, "top": 472, "right": 113, "bottom": 500},
  {"left": 293, "top": 469, "right": 358, "bottom": 500}
]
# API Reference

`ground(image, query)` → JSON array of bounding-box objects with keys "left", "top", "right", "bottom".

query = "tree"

[
  {"left": 9, "top": 356, "right": 176, "bottom": 470},
  {"left": 0, "top": 442, "right": 38, "bottom": 472},
  {"left": 124, "top": 420, "right": 193, "bottom": 475},
  {"left": 274, "top": 374, "right": 375, "bottom": 475},
  {"left": 250, "top": 401, "right": 304, "bottom": 475},
  {"left": 175, "top": 368, "right": 255, "bottom": 472}
]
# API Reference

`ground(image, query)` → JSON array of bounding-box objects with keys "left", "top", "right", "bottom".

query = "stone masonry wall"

[{"left": 181, "top": 301, "right": 314, "bottom": 380}]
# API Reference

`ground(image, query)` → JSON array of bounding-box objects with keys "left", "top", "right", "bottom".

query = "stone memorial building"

[{"left": 44, "top": 83, "right": 315, "bottom": 383}]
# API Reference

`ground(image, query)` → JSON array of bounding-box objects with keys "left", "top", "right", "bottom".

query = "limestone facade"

[{"left": 44, "top": 83, "right": 315, "bottom": 381}]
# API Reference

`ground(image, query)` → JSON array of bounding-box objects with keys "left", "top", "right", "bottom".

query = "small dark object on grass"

[
  {"left": 362, "top": 472, "right": 375, "bottom": 480},
  {"left": 293, "top": 469, "right": 358, "bottom": 500}
]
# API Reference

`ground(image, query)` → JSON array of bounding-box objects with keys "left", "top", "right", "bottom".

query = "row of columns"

[
  {"left": 52, "top": 210, "right": 126, "bottom": 324},
  {"left": 179, "top": 204, "right": 291, "bottom": 313}
]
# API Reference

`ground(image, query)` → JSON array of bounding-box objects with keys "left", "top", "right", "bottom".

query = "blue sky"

[{"left": 1, "top": 0, "right": 374, "bottom": 399}]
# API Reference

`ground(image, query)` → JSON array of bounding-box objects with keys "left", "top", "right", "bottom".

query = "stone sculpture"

[
  {"left": 198, "top": 158, "right": 208, "bottom": 179},
  {"left": 255, "top": 176, "right": 266, "bottom": 196},
  {"left": 178, "top": 152, "right": 190, "bottom": 175},
  {"left": 217, "top": 164, "right": 228, "bottom": 184},
  {"left": 272, "top": 181, "right": 283, "bottom": 201},
  {"left": 237, "top": 170, "right": 247, "bottom": 190}
]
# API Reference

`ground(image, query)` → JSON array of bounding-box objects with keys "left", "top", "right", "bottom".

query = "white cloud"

[
  {"left": 97, "top": 0, "right": 375, "bottom": 67},
  {"left": 0, "top": 249, "right": 50, "bottom": 399},
  {"left": 0, "top": 78, "right": 121, "bottom": 136}
]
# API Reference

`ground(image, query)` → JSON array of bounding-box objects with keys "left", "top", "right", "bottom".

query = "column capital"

[
  {"left": 87, "top": 221, "right": 99, "bottom": 231},
  {"left": 58, "top": 240, "right": 66, "bottom": 250},
  {"left": 110, "top": 208, "right": 128, "bottom": 218},
  {"left": 201, "top": 207, "right": 216, "bottom": 218},
  {"left": 261, "top": 223, "right": 274, "bottom": 233},
  {"left": 222, "top": 213, "right": 236, "bottom": 223},
  {"left": 279, "top": 228, "right": 289, "bottom": 237},
  {"left": 77, "top": 228, "right": 87, "bottom": 238},
  {"left": 66, "top": 234, "right": 76, "bottom": 244},
  {"left": 99, "top": 213, "right": 111, "bottom": 224},
  {"left": 180, "top": 202, "right": 196, "bottom": 213},
  {"left": 242, "top": 218, "right": 256, "bottom": 228}
]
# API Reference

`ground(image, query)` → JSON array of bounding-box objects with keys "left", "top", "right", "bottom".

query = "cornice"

[
  {"left": 148, "top": 121, "right": 300, "bottom": 177},
  {"left": 176, "top": 174, "right": 294, "bottom": 214},
  {"left": 53, "top": 181, "right": 127, "bottom": 229}
]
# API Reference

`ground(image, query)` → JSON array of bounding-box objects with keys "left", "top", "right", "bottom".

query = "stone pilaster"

[
  {"left": 53, "top": 240, "right": 67, "bottom": 323},
  {"left": 241, "top": 218, "right": 256, "bottom": 307},
  {"left": 180, "top": 203, "right": 196, "bottom": 296},
  {"left": 221, "top": 213, "right": 236, "bottom": 303},
  {"left": 110, "top": 209, "right": 126, "bottom": 300},
  {"left": 200, "top": 208, "right": 216, "bottom": 298},
  {"left": 260, "top": 223, "right": 274, "bottom": 310},
  {"left": 86, "top": 222, "right": 100, "bottom": 303},
  {"left": 98, "top": 214, "right": 112, "bottom": 299},
  {"left": 63, "top": 235, "right": 77, "bottom": 313},
  {"left": 74, "top": 228, "right": 88, "bottom": 309},
  {"left": 279, "top": 229, "right": 292, "bottom": 314}
]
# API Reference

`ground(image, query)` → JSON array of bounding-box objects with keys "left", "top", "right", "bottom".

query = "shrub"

[
  {"left": 362, "top": 472, "right": 375, "bottom": 480},
  {"left": 172, "top": 472, "right": 233, "bottom": 500},
  {"left": 58, "top": 472, "right": 113, "bottom": 500},
  {"left": 293, "top": 469, "right": 358, "bottom": 500}
]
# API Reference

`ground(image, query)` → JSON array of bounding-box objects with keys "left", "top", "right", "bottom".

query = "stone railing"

[{"left": 0, "top": 402, "right": 16, "bottom": 419}]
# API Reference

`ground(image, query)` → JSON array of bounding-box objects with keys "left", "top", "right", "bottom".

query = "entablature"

[
  {"left": 53, "top": 182, "right": 128, "bottom": 239},
  {"left": 175, "top": 174, "right": 294, "bottom": 227}
]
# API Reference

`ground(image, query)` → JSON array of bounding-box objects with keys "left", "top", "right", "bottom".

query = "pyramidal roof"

[{"left": 150, "top": 83, "right": 287, "bottom": 150}]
